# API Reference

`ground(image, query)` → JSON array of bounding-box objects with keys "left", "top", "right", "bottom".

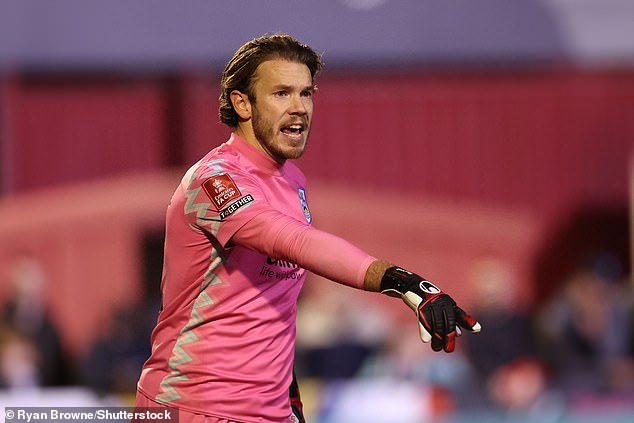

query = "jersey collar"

[{"left": 228, "top": 133, "right": 288, "bottom": 176}]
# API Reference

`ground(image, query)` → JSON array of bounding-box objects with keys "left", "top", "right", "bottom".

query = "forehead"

[{"left": 252, "top": 59, "right": 312, "bottom": 89}]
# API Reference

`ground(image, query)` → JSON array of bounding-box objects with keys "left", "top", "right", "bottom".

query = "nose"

[{"left": 289, "top": 94, "right": 308, "bottom": 115}]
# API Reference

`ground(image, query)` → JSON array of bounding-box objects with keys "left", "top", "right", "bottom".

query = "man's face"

[{"left": 248, "top": 59, "right": 315, "bottom": 163}]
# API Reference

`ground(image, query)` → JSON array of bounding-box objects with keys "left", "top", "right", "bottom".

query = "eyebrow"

[{"left": 271, "top": 83, "right": 316, "bottom": 92}]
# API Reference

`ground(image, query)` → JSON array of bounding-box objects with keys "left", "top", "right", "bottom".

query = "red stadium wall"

[
  {"left": 2, "top": 69, "right": 632, "bottom": 221},
  {"left": 302, "top": 70, "right": 634, "bottom": 220}
]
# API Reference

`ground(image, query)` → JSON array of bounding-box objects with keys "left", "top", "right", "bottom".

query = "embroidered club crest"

[{"left": 298, "top": 188, "right": 312, "bottom": 224}]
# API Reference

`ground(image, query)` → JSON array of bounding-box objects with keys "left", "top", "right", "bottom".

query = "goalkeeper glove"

[{"left": 380, "top": 266, "right": 481, "bottom": 352}]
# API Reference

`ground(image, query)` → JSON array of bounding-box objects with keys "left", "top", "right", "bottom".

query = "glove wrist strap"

[{"left": 380, "top": 266, "right": 424, "bottom": 296}]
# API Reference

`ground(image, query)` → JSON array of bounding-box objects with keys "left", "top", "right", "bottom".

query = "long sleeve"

[{"left": 232, "top": 209, "right": 374, "bottom": 289}]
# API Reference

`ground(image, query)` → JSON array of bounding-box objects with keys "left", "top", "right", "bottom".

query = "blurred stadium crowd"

[{"left": 0, "top": 249, "right": 633, "bottom": 422}]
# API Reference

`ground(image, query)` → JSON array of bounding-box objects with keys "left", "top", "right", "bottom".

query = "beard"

[{"left": 251, "top": 106, "right": 310, "bottom": 162}]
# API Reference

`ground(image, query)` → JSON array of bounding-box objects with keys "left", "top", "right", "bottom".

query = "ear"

[{"left": 230, "top": 90, "right": 252, "bottom": 120}]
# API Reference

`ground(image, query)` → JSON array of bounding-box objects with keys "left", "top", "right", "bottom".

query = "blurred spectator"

[
  {"left": 295, "top": 277, "right": 389, "bottom": 380},
  {"left": 607, "top": 277, "right": 634, "bottom": 393},
  {"left": 1, "top": 255, "right": 72, "bottom": 387},
  {"left": 535, "top": 254, "right": 631, "bottom": 395},
  {"left": 79, "top": 304, "right": 153, "bottom": 396},
  {"left": 486, "top": 357, "right": 549, "bottom": 410},
  {"left": 360, "top": 331, "right": 433, "bottom": 382},
  {"left": 359, "top": 329, "right": 473, "bottom": 420},
  {"left": 0, "top": 324, "right": 40, "bottom": 389},
  {"left": 611, "top": 263, "right": 634, "bottom": 394},
  {"left": 462, "top": 258, "right": 546, "bottom": 410}
]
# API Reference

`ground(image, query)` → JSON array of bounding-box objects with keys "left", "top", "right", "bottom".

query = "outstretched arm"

[
  {"left": 231, "top": 209, "right": 375, "bottom": 289},
  {"left": 232, "top": 211, "right": 481, "bottom": 352}
]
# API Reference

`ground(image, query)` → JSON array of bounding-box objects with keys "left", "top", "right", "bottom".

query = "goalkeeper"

[{"left": 135, "top": 33, "right": 480, "bottom": 423}]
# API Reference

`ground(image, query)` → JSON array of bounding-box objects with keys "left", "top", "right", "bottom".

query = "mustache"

[{"left": 280, "top": 117, "right": 309, "bottom": 128}]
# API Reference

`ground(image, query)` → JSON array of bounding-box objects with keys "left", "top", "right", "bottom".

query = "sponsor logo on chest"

[{"left": 259, "top": 257, "right": 305, "bottom": 282}]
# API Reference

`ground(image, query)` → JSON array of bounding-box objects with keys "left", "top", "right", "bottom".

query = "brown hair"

[{"left": 218, "top": 33, "right": 324, "bottom": 127}]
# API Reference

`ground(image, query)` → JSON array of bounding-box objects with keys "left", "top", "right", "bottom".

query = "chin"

[
  {"left": 284, "top": 150, "right": 305, "bottom": 160},
  {"left": 283, "top": 146, "right": 306, "bottom": 160}
]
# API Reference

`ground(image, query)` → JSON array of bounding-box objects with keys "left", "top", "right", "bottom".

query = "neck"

[{"left": 234, "top": 124, "right": 285, "bottom": 164}]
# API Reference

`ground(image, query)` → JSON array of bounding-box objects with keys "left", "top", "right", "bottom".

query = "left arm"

[
  {"left": 231, "top": 210, "right": 481, "bottom": 352},
  {"left": 231, "top": 209, "right": 374, "bottom": 289}
]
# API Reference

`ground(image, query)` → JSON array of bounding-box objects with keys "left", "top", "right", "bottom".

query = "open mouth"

[{"left": 280, "top": 124, "right": 305, "bottom": 139}]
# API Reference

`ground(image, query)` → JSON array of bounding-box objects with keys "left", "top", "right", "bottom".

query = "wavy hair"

[{"left": 218, "top": 33, "right": 324, "bottom": 128}]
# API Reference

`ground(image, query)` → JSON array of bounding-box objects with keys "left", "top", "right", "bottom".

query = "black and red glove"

[
  {"left": 380, "top": 266, "right": 481, "bottom": 352},
  {"left": 289, "top": 368, "right": 305, "bottom": 423}
]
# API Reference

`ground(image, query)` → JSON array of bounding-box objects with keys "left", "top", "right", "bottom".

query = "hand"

[{"left": 381, "top": 267, "right": 481, "bottom": 352}]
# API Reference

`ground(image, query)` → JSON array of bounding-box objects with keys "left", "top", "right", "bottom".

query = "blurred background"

[{"left": 0, "top": 1, "right": 633, "bottom": 422}]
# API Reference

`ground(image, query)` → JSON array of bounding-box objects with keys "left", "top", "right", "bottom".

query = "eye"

[
  {"left": 274, "top": 90, "right": 289, "bottom": 97},
  {"left": 301, "top": 89, "right": 314, "bottom": 98}
]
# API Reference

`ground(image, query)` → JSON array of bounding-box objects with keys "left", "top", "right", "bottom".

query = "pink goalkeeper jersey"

[{"left": 137, "top": 134, "right": 374, "bottom": 422}]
